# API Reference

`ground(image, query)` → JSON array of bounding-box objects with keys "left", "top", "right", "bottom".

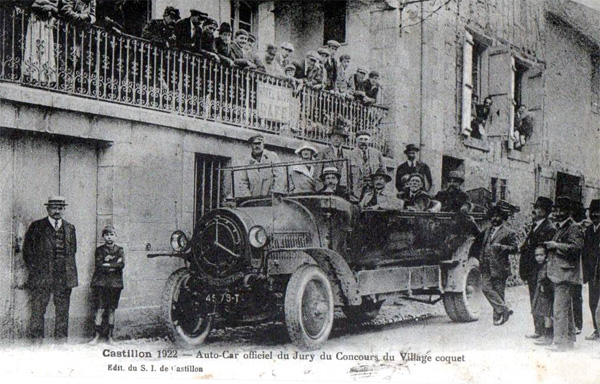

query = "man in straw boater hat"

[
  {"left": 23, "top": 196, "right": 78, "bottom": 343},
  {"left": 238, "top": 134, "right": 284, "bottom": 198},
  {"left": 349, "top": 129, "right": 384, "bottom": 200},
  {"left": 288, "top": 142, "right": 319, "bottom": 194},
  {"left": 538, "top": 196, "right": 584, "bottom": 351},
  {"left": 359, "top": 166, "right": 403, "bottom": 210},
  {"left": 318, "top": 166, "right": 349, "bottom": 198},
  {"left": 474, "top": 200, "right": 518, "bottom": 326},
  {"left": 582, "top": 199, "right": 600, "bottom": 341},
  {"left": 395, "top": 144, "right": 433, "bottom": 193},
  {"left": 519, "top": 196, "right": 557, "bottom": 340}
]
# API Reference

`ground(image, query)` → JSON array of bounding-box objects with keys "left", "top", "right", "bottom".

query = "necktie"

[
  {"left": 54, "top": 220, "right": 59, "bottom": 230},
  {"left": 367, "top": 191, "right": 378, "bottom": 207},
  {"left": 362, "top": 150, "right": 368, "bottom": 163}
]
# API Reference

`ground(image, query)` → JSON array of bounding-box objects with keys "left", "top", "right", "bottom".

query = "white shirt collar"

[
  {"left": 48, "top": 217, "right": 62, "bottom": 229},
  {"left": 558, "top": 218, "right": 571, "bottom": 229},
  {"left": 594, "top": 223, "right": 600, "bottom": 233},
  {"left": 533, "top": 218, "right": 545, "bottom": 231}
]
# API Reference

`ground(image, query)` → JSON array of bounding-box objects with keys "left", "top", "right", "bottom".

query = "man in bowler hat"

[
  {"left": 23, "top": 196, "right": 78, "bottom": 343},
  {"left": 520, "top": 196, "right": 557, "bottom": 339},
  {"left": 475, "top": 201, "right": 518, "bottom": 326},
  {"left": 539, "top": 196, "right": 584, "bottom": 351},
  {"left": 582, "top": 199, "right": 600, "bottom": 340},
  {"left": 395, "top": 144, "right": 433, "bottom": 192}
]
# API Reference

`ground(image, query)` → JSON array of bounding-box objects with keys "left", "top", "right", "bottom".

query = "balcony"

[{"left": 0, "top": 6, "right": 390, "bottom": 152}]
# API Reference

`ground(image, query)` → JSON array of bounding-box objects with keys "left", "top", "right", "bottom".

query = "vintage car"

[{"left": 149, "top": 159, "right": 489, "bottom": 349}]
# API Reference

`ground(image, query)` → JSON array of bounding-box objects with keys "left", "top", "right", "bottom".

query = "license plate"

[{"left": 205, "top": 292, "right": 242, "bottom": 304}]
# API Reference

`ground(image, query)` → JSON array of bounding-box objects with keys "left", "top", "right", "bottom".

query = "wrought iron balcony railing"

[{"left": 0, "top": 6, "right": 389, "bottom": 152}]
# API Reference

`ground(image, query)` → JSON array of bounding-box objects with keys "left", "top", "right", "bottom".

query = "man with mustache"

[{"left": 348, "top": 130, "right": 384, "bottom": 201}]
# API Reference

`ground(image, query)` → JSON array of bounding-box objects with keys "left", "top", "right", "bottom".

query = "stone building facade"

[{"left": 0, "top": 0, "right": 598, "bottom": 340}]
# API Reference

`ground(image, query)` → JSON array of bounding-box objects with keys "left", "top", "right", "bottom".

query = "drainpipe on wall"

[{"left": 419, "top": 1, "right": 425, "bottom": 152}]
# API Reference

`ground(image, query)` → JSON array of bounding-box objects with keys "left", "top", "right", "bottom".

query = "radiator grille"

[{"left": 269, "top": 232, "right": 312, "bottom": 249}]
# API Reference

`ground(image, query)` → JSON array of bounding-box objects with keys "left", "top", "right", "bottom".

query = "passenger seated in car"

[
  {"left": 360, "top": 167, "right": 404, "bottom": 210},
  {"left": 407, "top": 191, "right": 441, "bottom": 213},
  {"left": 288, "top": 143, "right": 319, "bottom": 194},
  {"left": 399, "top": 173, "right": 427, "bottom": 209},
  {"left": 318, "top": 166, "right": 351, "bottom": 199}
]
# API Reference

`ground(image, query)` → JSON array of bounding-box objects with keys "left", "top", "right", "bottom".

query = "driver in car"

[{"left": 359, "top": 166, "right": 404, "bottom": 210}]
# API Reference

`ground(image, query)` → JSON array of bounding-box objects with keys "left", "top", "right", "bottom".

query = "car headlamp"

[
  {"left": 170, "top": 230, "right": 189, "bottom": 252},
  {"left": 248, "top": 226, "right": 268, "bottom": 248}
]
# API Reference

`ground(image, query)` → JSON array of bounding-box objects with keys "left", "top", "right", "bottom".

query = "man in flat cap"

[
  {"left": 141, "top": 6, "right": 180, "bottom": 49},
  {"left": 349, "top": 130, "right": 384, "bottom": 200},
  {"left": 335, "top": 54, "right": 352, "bottom": 97},
  {"left": 349, "top": 67, "right": 367, "bottom": 99},
  {"left": 475, "top": 201, "right": 518, "bottom": 326},
  {"left": 361, "top": 70, "right": 381, "bottom": 105},
  {"left": 276, "top": 42, "right": 295, "bottom": 69},
  {"left": 196, "top": 18, "right": 221, "bottom": 62},
  {"left": 324, "top": 40, "right": 341, "bottom": 91},
  {"left": 23, "top": 196, "right": 78, "bottom": 343},
  {"left": 582, "top": 199, "right": 600, "bottom": 340},
  {"left": 230, "top": 30, "right": 256, "bottom": 69},
  {"left": 292, "top": 51, "right": 325, "bottom": 90},
  {"left": 238, "top": 135, "right": 284, "bottom": 197},
  {"left": 520, "top": 196, "right": 557, "bottom": 339},
  {"left": 174, "top": 9, "right": 207, "bottom": 50},
  {"left": 395, "top": 144, "right": 433, "bottom": 193},
  {"left": 540, "top": 196, "right": 584, "bottom": 351}
]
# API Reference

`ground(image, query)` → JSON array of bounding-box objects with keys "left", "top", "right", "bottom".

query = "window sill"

[
  {"left": 463, "top": 136, "right": 490, "bottom": 152},
  {"left": 507, "top": 148, "right": 531, "bottom": 163}
]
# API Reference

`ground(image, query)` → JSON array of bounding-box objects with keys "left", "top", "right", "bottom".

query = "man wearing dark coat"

[
  {"left": 395, "top": 144, "right": 433, "bottom": 192},
  {"left": 539, "top": 196, "right": 584, "bottom": 351},
  {"left": 23, "top": 196, "right": 78, "bottom": 342},
  {"left": 582, "top": 199, "right": 600, "bottom": 340},
  {"left": 173, "top": 9, "right": 207, "bottom": 51},
  {"left": 434, "top": 170, "right": 471, "bottom": 213},
  {"left": 475, "top": 202, "right": 518, "bottom": 325},
  {"left": 520, "top": 196, "right": 557, "bottom": 339},
  {"left": 141, "top": 6, "right": 180, "bottom": 49}
]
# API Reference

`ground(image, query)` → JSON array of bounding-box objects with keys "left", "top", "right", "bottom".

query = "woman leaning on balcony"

[{"left": 22, "top": 0, "right": 59, "bottom": 85}]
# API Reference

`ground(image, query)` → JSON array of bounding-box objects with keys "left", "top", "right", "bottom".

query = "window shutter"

[
  {"left": 460, "top": 31, "right": 474, "bottom": 136},
  {"left": 487, "top": 46, "right": 515, "bottom": 144},
  {"left": 523, "top": 65, "right": 544, "bottom": 148}
]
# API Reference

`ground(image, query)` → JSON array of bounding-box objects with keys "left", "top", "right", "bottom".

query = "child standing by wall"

[{"left": 89, "top": 225, "right": 124, "bottom": 344}]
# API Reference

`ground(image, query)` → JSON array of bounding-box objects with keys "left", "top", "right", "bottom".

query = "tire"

[
  {"left": 284, "top": 265, "right": 334, "bottom": 349},
  {"left": 342, "top": 298, "right": 384, "bottom": 323},
  {"left": 443, "top": 258, "right": 484, "bottom": 322},
  {"left": 161, "top": 268, "right": 212, "bottom": 348}
]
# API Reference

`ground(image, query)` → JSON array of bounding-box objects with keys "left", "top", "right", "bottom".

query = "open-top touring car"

[{"left": 148, "top": 159, "right": 490, "bottom": 349}]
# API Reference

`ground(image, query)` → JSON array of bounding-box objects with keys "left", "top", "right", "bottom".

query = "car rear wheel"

[
  {"left": 284, "top": 265, "right": 334, "bottom": 349},
  {"left": 342, "top": 297, "right": 384, "bottom": 323},
  {"left": 443, "top": 258, "right": 484, "bottom": 322},
  {"left": 161, "top": 268, "right": 213, "bottom": 347}
]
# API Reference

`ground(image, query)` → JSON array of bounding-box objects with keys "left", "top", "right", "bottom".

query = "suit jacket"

[
  {"left": 142, "top": 19, "right": 175, "bottom": 48},
  {"left": 59, "top": 0, "right": 96, "bottom": 24},
  {"left": 519, "top": 218, "right": 557, "bottom": 282},
  {"left": 23, "top": 218, "right": 78, "bottom": 289},
  {"left": 238, "top": 149, "right": 284, "bottom": 197},
  {"left": 324, "top": 57, "right": 337, "bottom": 90},
  {"left": 288, "top": 164, "right": 318, "bottom": 194},
  {"left": 546, "top": 218, "right": 584, "bottom": 285},
  {"left": 316, "top": 145, "right": 350, "bottom": 187},
  {"left": 90, "top": 244, "right": 124, "bottom": 288},
  {"left": 348, "top": 147, "right": 384, "bottom": 199},
  {"left": 582, "top": 224, "right": 600, "bottom": 285},
  {"left": 174, "top": 17, "right": 196, "bottom": 50},
  {"left": 359, "top": 188, "right": 403, "bottom": 210},
  {"left": 434, "top": 188, "right": 471, "bottom": 213},
  {"left": 395, "top": 160, "right": 433, "bottom": 192},
  {"left": 476, "top": 224, "right": 518, "bottom": 279}
]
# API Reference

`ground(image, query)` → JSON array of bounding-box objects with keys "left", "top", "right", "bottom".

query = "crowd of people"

[{"left": 14, "top": 1, "right": 382, "bottom": 105}]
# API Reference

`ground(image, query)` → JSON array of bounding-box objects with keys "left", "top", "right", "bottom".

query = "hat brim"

[
  {"left": 45, "top": 202, "right": 68, "bottom": 206},
  {"left": 371, "top": 174, "right": 392, "bottom": 182},
  {"left": 320, "top": 172, "right": 341, "bottom": 181}
]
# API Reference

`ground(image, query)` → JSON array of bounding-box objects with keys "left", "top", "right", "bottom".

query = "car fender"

[{"left": 443, "top": 237, "right": 478, "bottom": 293}]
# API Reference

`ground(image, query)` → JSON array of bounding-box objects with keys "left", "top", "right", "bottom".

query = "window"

[
  {"left": 441, "top": 156, "right": 464, "bottom": 188},
  {"left": 592, "top": 55, "right": 599, "bottom": 114},
  {"left": 555, "top": 172, "right": 582, "bottom": 203},
  {"left": 323, "top": 1, "right": 347, "bottom": 45},
  {"left": 491, "top": 177, "right": 507, "bottom": 202},
  {"left": 461, "top": 31, "right": 491, "bottom": 140},
  {"left": 195, "top": 154, "right": 229, "bottom": 222},
  {"left": 514, "top": 61, "right": 528, "bottom": 108},
  {"left": 472, "top": 40, "right": 485, "bottom": 100},
  {"left": 231, "top": 0, "right": 257, "bottom": 34}
]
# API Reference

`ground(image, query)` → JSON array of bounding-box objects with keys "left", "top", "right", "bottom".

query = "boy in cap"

[
  {"left": 276, "top": 41, "right": 295, "bottom": 68},
  {"left": 349, "top": 68, "right": 368, "bottom": 99},
  {"left": 89, "top": 225, "right": 125, "bottom": 344}
]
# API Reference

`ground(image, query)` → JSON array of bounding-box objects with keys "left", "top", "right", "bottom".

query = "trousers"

[
  {"left": 481, "top": 272, "right": 509, "bottom": 317},
  {"left": 589, "top": 280, "right": 600, "bottom": 331},
  {"left": 527, "top": 278, "right": 545, "bottom": 334},
  {"left": 573, "top": 284, "right": 583, "bottom": 330},
  {"left": 551, "top": 282, "right": 575, "bottom": 346},
  {"left": 28, "top": 285, "right": 72, "bottom": 342}
]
